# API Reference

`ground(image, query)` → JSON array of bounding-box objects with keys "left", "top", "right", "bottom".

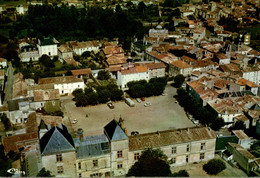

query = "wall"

[
  {"left": 110, "top": 139, "right": 129, "bottom": 176},
  {"left": 76, "top": 154, "right": 110, "bottom": 177},
  {"left": 38, "top": 44, "right": 58, "bottom": 57},
  {"left": 41, "top": 151, "right": 76, "bottom": 177},
  {"left": 54, "top": 82, "right": 85, "bottom": 94}
]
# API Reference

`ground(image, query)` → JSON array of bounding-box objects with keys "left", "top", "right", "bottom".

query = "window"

[
  {"left": 78, "top": 162, "right": 81, "bottom": 169},
  {"left": 187, "top": 145, "right": 190, "bottom": 152},
  {"left": 57, "top": 166, "right": 63, "bottom": 174},
  {"left": 93, "top": 160, "right": 98, "bottom": 167},
  {"left": 172, "top": 157, "right": 176, "bottom": 164},
  {"left": 201, "top": 143, "right": 205, "bottom": 150},
  {"left": 79, "top": 173, "right": 82, "bottom": 177},
  {"left": 200, "top": 153, "right": 205, "bottom": 160},
  {"left": 56, "top": 154, "right": 62, "bottom": 162},
  {"left": 172, "top": 147, "right": 177, "bottom": 154},
  {"left": 91, "top": 173, "right": 98, "bottom": 177},
  {"left": 134, "top": 153, "right": 140, "bottom": 160},
  {"left": 186, "top": 155, "right": 189, "bottom": 163},
  {"left": 105, "top": 172, "right": 111, "bottom": 177},
  {"left": 117, "top": 151, "right": 123, "bottom": 158},
  {"left": 117, "top": 163, "right": 123, "bottom": 169}
]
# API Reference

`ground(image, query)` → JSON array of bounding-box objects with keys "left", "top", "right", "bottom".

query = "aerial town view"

[{"left": 0, "top": 0, "right": 259, "bottom": 176}]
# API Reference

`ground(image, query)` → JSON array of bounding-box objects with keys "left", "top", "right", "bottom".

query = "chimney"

[{"left": 77, "top": 128, "right": 84, "bottom": 142}]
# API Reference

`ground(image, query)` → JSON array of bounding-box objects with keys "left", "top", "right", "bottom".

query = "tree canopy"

[
  {"left": 127, "top": 77, "right": 168, "bottom": 98},
  {"left": 12, "top": 5, "right": 144, "bottom": 45},
  {"left": 173, "top": 74, "right": 185, "bottom": 88},
  {"left": 176, "top": 88, "right": 225, "bottom": 130},
  {"left": 127, "top": 148, "right": 171, "bottom": 177},
  {"left": 36, "top": 168, "right": 53, "bottom": 177},
  {"left": 172, "top": 169, "right": 189, "bottom": 177},
  {"left": 203, "top": 159, "right": 226, "bottom": 175}
]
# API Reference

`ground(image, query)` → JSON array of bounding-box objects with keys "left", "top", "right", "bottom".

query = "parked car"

[
  {"left": 72, "top": 119, "right": 78, "bottom": 124},
  {"left": 162, "top": 93, "right": 166, "bottom": 96},
  {"left": 144, "top": 102, "right": 152, "bottom": 107},
  {"left": 131, "top": 131, "right": 139, "bottom": 136},
  {"left": 141, "top": 97, "right": 145, "bottom": 101},
  {"left": 125, "top": 98, "right": 135, "bottom": 107},
  {"left": 107, "top": 101, "right": 114, "bottom": 109},
  {"left": 136, "top": 98, "right": 141, "bottom": 103}
]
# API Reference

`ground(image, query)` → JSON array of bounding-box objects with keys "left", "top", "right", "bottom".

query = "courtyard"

[{"left": 61, "top": 85, "right": 195, "bottom": 137}]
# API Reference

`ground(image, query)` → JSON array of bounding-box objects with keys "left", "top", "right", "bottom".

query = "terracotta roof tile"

[
  {"left": 71, "top": 68, "right": 92, "bottom": 76},
  {"left": 170, "top": 60, "right": 192, "bottom": 69},
  {"left": 129, "top": 127, "right": 216, "bottom": 151}
]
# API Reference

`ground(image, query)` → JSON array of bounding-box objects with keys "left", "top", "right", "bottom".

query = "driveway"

[{"left": 61, "top": 85, "right": 194, "bottom": 137}]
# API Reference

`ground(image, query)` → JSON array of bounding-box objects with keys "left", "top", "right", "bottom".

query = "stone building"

[{"left": 24, "top": 119, "right": 216, "bottom": 177}]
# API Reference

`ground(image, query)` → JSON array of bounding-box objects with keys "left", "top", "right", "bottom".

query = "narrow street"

[{"left": 3, "top": 63, "right": 14, "bottom": 106}]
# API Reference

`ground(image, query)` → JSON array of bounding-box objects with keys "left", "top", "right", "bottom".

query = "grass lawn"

[
  {"left": 172, "top": 155, "right": 247, "bottom": 177},
  {"left": 54, "top": 60, "right": 63, "bottom": 70}
]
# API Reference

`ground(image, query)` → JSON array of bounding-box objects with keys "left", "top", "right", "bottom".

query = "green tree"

[
  {"left": 172, "top": 170, "right": 189, "bottom": 177},
  {"left": 39, "top": 55, "right": 55, "bottom": 68},
  {"left": 0, "top": 113, "right": 11, "bottom": 131},
  {"left": 127, "top": 148, "right": 171, "bottom": 176},
  {"left": 97, "top": 70, "right": 110, "bottom": 80},
  {"left": 229, "top": 120, "right": 246, "bottom": 131},
  {"left": 203, "top": 159, "right": 226, "bottom": 175},
  {"left": 110, "top": 88, "right": 123, "bottom": 101},
  {"left": 72, "top": 88, "right": 84, "bottom": 97},
  {"left": 97, "top": 89, "right": 111, "bottom": 103},
  {"left": 86, "top": 92, "right": 98, "bottom": 105},
  {"left": 75, "top": 93, "right": 88, "bottom": 107},
  {"left": 36, "top": 168, "right": 53, "bottom": 177},
  {"left": 174, "top": 74, "right": 185, "bottom": 88}
]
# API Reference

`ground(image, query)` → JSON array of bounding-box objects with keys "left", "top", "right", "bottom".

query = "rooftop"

[
  {"left": 170, "top": 60, "right": 192, "bottom": 69},
  {"left": 129, "top": 126, "right": 215, "bottom": 151},
  {"left": 38, "top": 76, "right": 83, "bottom": 85}
]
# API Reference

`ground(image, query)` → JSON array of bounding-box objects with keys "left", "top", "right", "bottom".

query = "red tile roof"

[{"left": 71, "top": 68, "right": 92, "bottom": 76}]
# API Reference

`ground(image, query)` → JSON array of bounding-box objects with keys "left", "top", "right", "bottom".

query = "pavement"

[
  {"left": 61, "top": 85, "right": 195, "bottom": 137},
  {"left": 3, "top": 63, "right": 14, "bottom": 105}
]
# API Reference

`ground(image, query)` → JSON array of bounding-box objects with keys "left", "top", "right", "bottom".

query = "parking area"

[{"left": 61, "top": 85, "right": 195, "bottom": 137}]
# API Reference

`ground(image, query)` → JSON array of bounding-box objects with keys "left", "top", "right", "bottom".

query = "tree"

[
  {"left": 172, "top": 170, "right": 189, "bottom": 177},
  {"left": 0, "top": 113, "right": 11, "bottom": 131},
  {"left": 75, "top": 93, "right": 88, "bottom": 107},
  {"left": 97, "top": 89, "right": 111, "bottom": 103},
  {"left": 174, "top": 74, "right": 185, "bottom": 88},
  {"left": 36, "top": 168, "right": 53, "bottom": 177},
  {"left": 72, "top": 88, "right": 84, "bottom": 97},
  {"left": 39, "top": 55, "right": 55, "bottom": 68},
  {"left": 203, "top": 159, "right": 226, "bottom": 175},
  {"left": 97, "top": 70, "right": 110, "bottom": 80},
  {"left": 127, "top": 148, "right": 171, "bottom": 176},
  {"left": 110, "top": 88, "right": 123, "bottom": 101},
  {"left": 229, "top": 120, "right": 246, "bottom": 131},
  {"left": 86, "top": 92, "right": 98, "bottom": 105}
]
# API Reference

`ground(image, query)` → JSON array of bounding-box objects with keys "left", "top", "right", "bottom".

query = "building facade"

[{"left": 30, "top": 119, "right": 216, "bottom": 177}]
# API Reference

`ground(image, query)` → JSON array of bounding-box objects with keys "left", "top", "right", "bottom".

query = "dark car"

[{"left": 107, "top": 102, "right": 114, "bottom": 109}]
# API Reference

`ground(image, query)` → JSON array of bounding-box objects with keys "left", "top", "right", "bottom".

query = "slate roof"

[
  {"left": 40, "top": 125, "right": 75, "bottom": 155},
  {"left": 74, "top": 134, "right": 110, "bottom": 159},
  {"left": 250, "top": 103, "right": 260, "bottom": 111},
  {"left": 104, "top": 120, "right": 128, "bottom": 141},
  {"left": 215, "top": 136, "right": 238, "bottom": 151}
]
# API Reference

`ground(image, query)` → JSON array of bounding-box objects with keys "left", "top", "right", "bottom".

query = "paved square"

[{"left": 62, "top": 85, "right": 195, "bottom": 137}]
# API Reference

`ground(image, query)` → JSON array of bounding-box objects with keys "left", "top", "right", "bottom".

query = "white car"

[
  {"left": 136, "top": 98, "right": 141, "bottom": 103},
  {"left": 72, "top": 119, "right": 78, "bottom": 124},
  {"left": 144, "top": 102, "right": 152, "bottom": 107}
]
